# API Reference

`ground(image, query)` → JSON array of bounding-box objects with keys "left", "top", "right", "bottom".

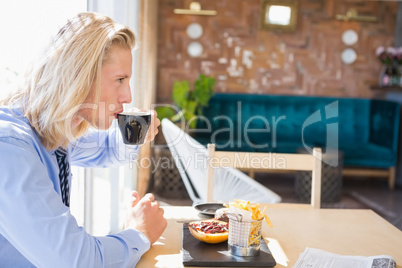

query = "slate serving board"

[{"left": 182, "top": 224, "right": 276, "bottom": 267}]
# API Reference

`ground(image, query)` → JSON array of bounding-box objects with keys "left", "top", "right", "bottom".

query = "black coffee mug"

[{"left": 117, "top": 111, "right": 151, "bottom": 145}]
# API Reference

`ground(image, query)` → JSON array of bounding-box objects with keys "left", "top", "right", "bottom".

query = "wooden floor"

[{"left": 151, "top": 173, "right": 402, "bottom": 231}]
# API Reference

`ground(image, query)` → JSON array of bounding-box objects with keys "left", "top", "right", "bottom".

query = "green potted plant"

[
  {"left": 151, "top": 74, "right": 214, "bottom": 196},
  {"left": 156, "top": 74, "right": 215, "bottom": 129}
]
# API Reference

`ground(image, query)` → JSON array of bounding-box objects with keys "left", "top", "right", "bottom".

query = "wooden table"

[{"left": 137, "top": 204, "right": 402, "bottom": 267}]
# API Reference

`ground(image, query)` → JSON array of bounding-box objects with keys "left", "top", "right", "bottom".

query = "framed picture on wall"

[{"left": 260, "top": 0, "right": 298, "bottom": 32}]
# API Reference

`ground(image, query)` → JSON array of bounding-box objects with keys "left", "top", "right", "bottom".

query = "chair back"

[
  {"left": 161, "top": 119, "right": 281, "bottom": 205},
  {"left": 207, "top": 144, "right": 322, "bottom": 208}
]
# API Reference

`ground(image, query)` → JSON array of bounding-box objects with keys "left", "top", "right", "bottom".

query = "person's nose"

[{"left": 119, "top": 83, "right": 132, "bottom": 104}]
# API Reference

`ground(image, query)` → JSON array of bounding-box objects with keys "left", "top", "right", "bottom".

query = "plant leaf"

[
  {"left": 186, "top": 100, "right": 198, "bottom": 115},
  {"left": 193, "top": 75, "right": 214, "bottom": 107},
  {"left": 172, "top": 81, "right": 190, "bottom": 108},
  {"left": 155, "top": 106, "right": 177, "bottom": 121},
  {"left": 170, "top": 74, "right": 215, "bottom": 127},
  {"left": 183, "top": 110, "right": 197, "bottom": 129},
  {"left": 170, "top": 110, "right": 185, "bottom": 123}
]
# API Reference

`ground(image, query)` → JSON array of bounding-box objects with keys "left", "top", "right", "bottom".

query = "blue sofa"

[{"left": 193, "top": 93, "right": 400, "bottom": 189}]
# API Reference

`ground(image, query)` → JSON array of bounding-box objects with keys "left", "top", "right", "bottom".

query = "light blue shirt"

[{"left": 0, "top": 107, "right": 150, "bottom": 267}]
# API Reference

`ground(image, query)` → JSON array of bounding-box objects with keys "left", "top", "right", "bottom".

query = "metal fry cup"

[{"left": 228, "top": 214, "right": 263, "bottom": 257}]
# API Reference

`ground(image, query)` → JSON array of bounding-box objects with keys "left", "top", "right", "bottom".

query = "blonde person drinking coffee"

[{"left": 0, "top": 12, "right": 166, "bottom": 267}]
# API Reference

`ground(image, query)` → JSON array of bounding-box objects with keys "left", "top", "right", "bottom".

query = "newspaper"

[{"left": 293, "top": 248, "right": 396, "bottom": 268}]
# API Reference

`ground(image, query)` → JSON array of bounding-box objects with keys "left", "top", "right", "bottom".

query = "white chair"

[
  {"left": 207, "top": 144, "right": 323, "bottom": 209},
  {"left": 161, "top": 119, "right": 282, "bottom": 205}
]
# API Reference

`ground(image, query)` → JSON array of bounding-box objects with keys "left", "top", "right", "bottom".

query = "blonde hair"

[{"left": 1, "top": 12, "right": 136, "bottom": 150}]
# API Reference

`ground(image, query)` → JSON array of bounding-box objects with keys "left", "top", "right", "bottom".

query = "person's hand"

[
  {"left": 144, "top": 110, "right": 160, "bottom": 144},
  {"left": 125, "top": 191, "right": 167, "bottom": 245}
]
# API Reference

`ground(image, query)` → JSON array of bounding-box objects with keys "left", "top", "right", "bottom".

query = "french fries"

[
  {"left": 226, "top": 199, "right": 273, "bottom": 247},
  {"left": 227, "top": 199, "right": 273, "bottom": 227}
]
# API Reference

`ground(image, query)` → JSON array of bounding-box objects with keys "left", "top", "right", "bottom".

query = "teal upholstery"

[{"left": 194, "top": 93, "right": 400, "bottom": 169}]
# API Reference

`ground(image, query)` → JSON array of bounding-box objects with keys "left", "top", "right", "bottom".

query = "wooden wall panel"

[{"left": 156, "top": 0, "right": 397, "bottom": 102}]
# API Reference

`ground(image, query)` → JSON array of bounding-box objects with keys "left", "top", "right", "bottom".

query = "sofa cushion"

[
  {"left": 343, "top": 143, "right": 395, "bottom": 168},
  {"left": 195, "top": 93, "right": 399, "bottom": 168}
]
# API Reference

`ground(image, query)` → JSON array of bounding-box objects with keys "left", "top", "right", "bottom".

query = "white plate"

[
  {"left": 341, "top": 48, "right": 357, "bottom": 65},
  {"left": 194, "top": 202, "right": 225, "bottom": 216},
  {"left": 186, "top": 23, "right": 203, "bottom": 39},
  {"left": 342, "top": 29, "right": 358, "bottom": 46},
  {"left": 187, "top": 41, "right": 203, "bottom": 57}
]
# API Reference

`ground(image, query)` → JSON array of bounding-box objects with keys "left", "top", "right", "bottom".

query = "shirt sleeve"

[
  {"left": 70, "top": 120, "right": 139, "bottom": 168},
  {"left": 0, "top": 138, "right": 150, "bottom": 268}
]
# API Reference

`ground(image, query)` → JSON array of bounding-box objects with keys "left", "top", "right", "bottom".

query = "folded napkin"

[{"left": 228, "top": 205, "right": 253, "bottom": 247}]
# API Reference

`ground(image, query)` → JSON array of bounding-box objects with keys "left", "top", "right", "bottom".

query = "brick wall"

[{"left": 156, "top": 0, "right": 397, "bottom": 102}]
